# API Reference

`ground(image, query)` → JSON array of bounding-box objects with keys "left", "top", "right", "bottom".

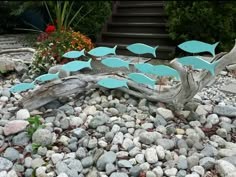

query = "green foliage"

[
  {"left": 27, "top": 115, "right": 45, "bottom": 138},
  {"left": 164, "top": 1, "right": 236, "bottom": 51},
  {"left": 72, "top": 1, "right": 112, "bottom": 41}
]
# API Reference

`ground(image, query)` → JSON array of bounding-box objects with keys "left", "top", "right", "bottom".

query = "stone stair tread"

[
  {"left": 108, "top": 22, "right": 167, "bottom": 27},
  {"left": 103, "top": 32, "right": 170, "bottom": 38},
  {"left": 113, "top": 13, "right": 166, "bottom": 16},
  {"left": 118, "top": 3, "right": 164, "bottom": 7}
]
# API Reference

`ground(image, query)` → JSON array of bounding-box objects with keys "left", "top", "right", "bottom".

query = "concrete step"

[
  {"left": 107, "top": 22, "right": 167, "bottom": 34},
  {"left": 117, "top": 3, "right": 165, "bottom": 13},
  {"left": 112, "top": 13, "right": 167, "bottom": 23}
]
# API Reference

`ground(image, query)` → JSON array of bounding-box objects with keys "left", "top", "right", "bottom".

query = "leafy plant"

[
  {"left": 29, "top": 27, "right": 94, "bottom": 76},
  {"left": 164, "top": 1, "right": 236, "bottom": 52},
  {"left": 27, "top": 115, "right": 45, "bottom": 138}
]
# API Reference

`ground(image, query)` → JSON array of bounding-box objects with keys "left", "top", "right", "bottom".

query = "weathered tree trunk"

[{"left": 20, "top": 41, "right": 236, "bottom": 111}]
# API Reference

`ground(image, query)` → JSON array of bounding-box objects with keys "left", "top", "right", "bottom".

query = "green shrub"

[
  {"left": 72, "top": 1, "right": 112, "bottom": 41},
  {"left": 164, "top": 1, "right": 236, "bottom": 52}
]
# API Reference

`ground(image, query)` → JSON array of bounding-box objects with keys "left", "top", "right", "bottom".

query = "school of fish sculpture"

[
  {"left": 33, "top": 73, "right": 59, "bottom": 84},
  {"left": 134, "top": 63, "right": 155, "bottom": 74},
  {"left": 62, "top": 49, "right": 85, "bottom": 58},
  {"left": 88, "top": 46, "right": 117, "bottom": 57},
  {"left": 178, "top": 40, "right": 219, "bottom": 57},
  {"left": 177, "top": 56, "right": 218, "bottom": 75},
  {"left": 61, "top": 59, "right": 92, "bottom": 72},
  {"left": 97, "top": 78, "right": 128, "bottom": 89},
  {"left": 101, "top": 57, "right": 130, "bottom": 69},
  {"left": 126, "top": 43, "right": 158, "bottom": 57},
  {"left": 152, "top": 65, "right": 180, "bottom": 80},
  {"left": 128, "top": 73, "right": 156, "bottom": 88},
  {"left": 9, "top": 83, "right": 35, "bottom": 93}
]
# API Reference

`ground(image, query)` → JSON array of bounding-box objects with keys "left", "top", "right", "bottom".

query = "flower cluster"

[{"left": 30, "top": 24, "right": 94, "bottom": 75}]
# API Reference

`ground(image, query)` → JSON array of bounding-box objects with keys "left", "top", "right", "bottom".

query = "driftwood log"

[{"left": 20, "top": 41, "right": 236, "bottom": 111}]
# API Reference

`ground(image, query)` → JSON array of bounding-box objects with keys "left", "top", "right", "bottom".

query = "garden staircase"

[{"left": 96, "top": 1, "right": 176, "bottom": 59}]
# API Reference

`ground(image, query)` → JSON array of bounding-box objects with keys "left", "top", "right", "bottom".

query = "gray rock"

[
  {"left": 200, "top": 144, "right": 218, "bottom": 157},
  {"left": 176, "top": 170, "right": 187, "bottom": 177},
  {"left": 146, "top": 171, "right": 156, "bottom": 177},
  {"left": 210, "top": 135, "right": 226, "bottom": 147},
  {"left": 177, "top": 139, "right": 188, "bottom": 149},
  {"left": 112, "top": 132, "right": 124, "bottom": 145},
  {"left": 58, "top": 104, "right": 74, "bottom": 115},
  {"left": 13, "top": 164, "right": 24, "bottom": 172},
  {"left": 122, "top": 138, "right": 134, "bottom": 150},
  {"left": 89, "top": 114, "right": 108, "bottom": 129},
  {"left": 207, "top": 114, "right": 219, "bottom": 125},
  {"left": 3, "top": 147, "right": 20, "bottom": 161},
  {"left": 216, "top": 128, "right": 228, "bottom": 138},
  {"left": 60, "top": 118, "right": 70, "bottom": 130},
  {"left": 72, "top": 128, "right": 87, "bottom": 139},
  {"left": 25, "top": 169, "right": 33, "bottom": 177},
  {"left": 199, "top": 157, "right": 215, "bottom": 170},
  {"left": 129, "top": 165, "right": 141, "bottom": 177},
  {"left": 222, "top": 156, "right": 236, "bottom": 166},
  {"left": 140, "top": 162, "right": 150, "bottom": 171},
  {"left": 81, "top": 156, "right": 93, "bottom": 168},
  {"left": 3, "top": 120, "right": 29, "bottom": 136},
  {"left": 87, "top": 137, "right": 97, "bottom": 149},
  {"left": 135, "top": 154, "right": 145, "bottom": 164},
  {"left": 24, "top": 157, "right": 32, "bottom": 168},
  {"left": 145, "top": 148, "right": 158, "bottom": 164},
  {"left": 156, "top": 108, "right": 174, "bottom": 120},
  {"left": 0, "top": 157, "right": 13, "bottom": 171},
  {"left": 96, "top": 151, "right": 116, "bottom": 171},
  {"left": 187, "top": 156, "right": 199, "bottom": 169},
  {"left": 109, "top": 108, "right": 119, "bottom": 116},
  {"left": 110, "top": 172, "right": 129, "bottom": 177},
  {"left": 16, "top": 109, "right": 30, "bottom": 120},
  {"left": 87, "top": 167, "right": 98, "bottom": 177},
  {"left": 191, "top": 166, "right": 205, "bottom": 176},
  {"left": 153, "top": 166, "right": 163, "bottom": 177},
  {"left": 164, "top": 168, "right": 178, "bottom": 176},
  {"left": 115, "top": 103, "right": 127, "bottom": 114},
  {"left": 177, "top": 155, "right": 188, "bottom": 170},
  {"left": 154, "top": 114, "right": 167, "bottom": 126},
  {"left": 213, "top": 105, "right": 236, "bottom": 117},
  {"left": 156, "top": 139, "right": 175, "bottom": 150},
  {"left": 32, "top": 129, "right": 53, "bottom": 146},
  {"left": 118, "top": 160, "right": 133, "bottom": 168},
  {"left": 56, "top": 161, "right": 70, "bottom": 175},
  {"left": 51, "top": 153, "right": 64, "bottom": 164},
  {"left": 216, "top": 160, "right": 236, "bottom": 177},
  {"left": 31, "top": 158, "right": 45, "bottom": 169},
  {"left": 139, "top": 131, "right": 162, "bottom": 145},
  {"left": 105, "top": 163, "right": 116, "bottom": 175},
  {"left": 12, "top": 132, "right": 30, "bottom": 146},
  {"left": 37, "top": 146, "right": 47, "bottom": 156},
  {"left": 67, "top": 159, "right": 83, "bottom": 172}
]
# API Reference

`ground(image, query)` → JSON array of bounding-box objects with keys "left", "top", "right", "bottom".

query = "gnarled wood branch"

[{"left": 20, "top": 40, "right": 236, "bottom": 111}]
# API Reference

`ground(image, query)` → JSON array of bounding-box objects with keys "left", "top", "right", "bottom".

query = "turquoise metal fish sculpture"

[
  {"left": 33, "top": 73, "right": 59, "bottom": 84},
  {"left": 134, "top": 63, "right": 154, "bottom": 74},
  {"left": 177, "top": 56, "right": 218, "bottom": 75},
  {"left": 152, "top": 65, "right": 180, "bottom": 80},
  {"left": 88, "top": 46, "right": 117, "bottom": 57},
  {"left": 97, "top": 78, "right": 128, "bottom": 89},
  {"left": 178, "top": 40, "right": 219, "bottom": 56},
  {"left": 61, "top": 59, "right": 92, "bottom": 72},
  {"left": 101, "top": 57, "right": 130, "bottom": 69},
  {"left": 126, "top": 43, "right": 158, "bottom": 57},
  {"left": 62, "top": 49, "right": 85, "bottom": 58},
  {"left": 9, "top": 82, "right": 35, "bottom": 93},
  {"left": 128, "top": 73, "right": 156, "bottom": 88}
]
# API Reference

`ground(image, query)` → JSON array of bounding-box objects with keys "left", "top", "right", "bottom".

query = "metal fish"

[
  {"left": 178, "top": 40, "right": 219, "bottom": 56},
  {"left": 88, "top": 46, "right": 117, "bottom": 57},
  {"left": 126, "top": 43, "right": 158, "bottom": 57},
  {"left": 101, "top": 57, "right": 130, "bottom": 69},
  {"left": 61, "top": 58, "right": 92, "bottom": 72},
  {"left": 134, "top": 63, "right": 154, "bottom": 74},
  {"left": 9, "top": 82, "right": 35, "bottom": 93},
  {"left": 62, "top": 49, "right": 85, "bottom": 58},
  {"left": 33, "top": 73, "right": 59, "bottom": 83},
  {"left": 97, "top": 78, "right": 128, "bottom": 89},
  {"left": 177, "top": 56, "right": 218, "bottom": 75},
  {"left": 152, "top": 65, "right": 180, "bottom": 80},
  {"left": 128, "top": 73, "right": 156, "bottom": 88}
]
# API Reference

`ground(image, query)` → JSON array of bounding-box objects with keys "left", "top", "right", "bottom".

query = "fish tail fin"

[
  {"left": 125, "top": 61, "right": 130, "bottom": 69},
  {"left": 210, "top": 42, "right": 219, "bottom": 56},
  {"left": 113, "top": 45, "right": 117, "bottom": 55},
  {"left": 87, "top": 58, "right": 92, "bottom": 69},
  {"left": 123, "top": 80, "right": 129, "bottom": 88},
  {"left": 153, "top": 45, "right": 159, "bottom": 58},
  {"left": 81, "top": 49, "right": 85, "bottom": 56},
  {"left": 151, "top": 80, "right": 156, "bottom": 88},
  {"left": 209, "top": 62, "right": 218, "bottom": 75}
]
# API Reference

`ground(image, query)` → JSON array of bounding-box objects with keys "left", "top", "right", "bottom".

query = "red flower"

[{"left": 45, "top": 25, "right": 56, "bottom": 34}]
